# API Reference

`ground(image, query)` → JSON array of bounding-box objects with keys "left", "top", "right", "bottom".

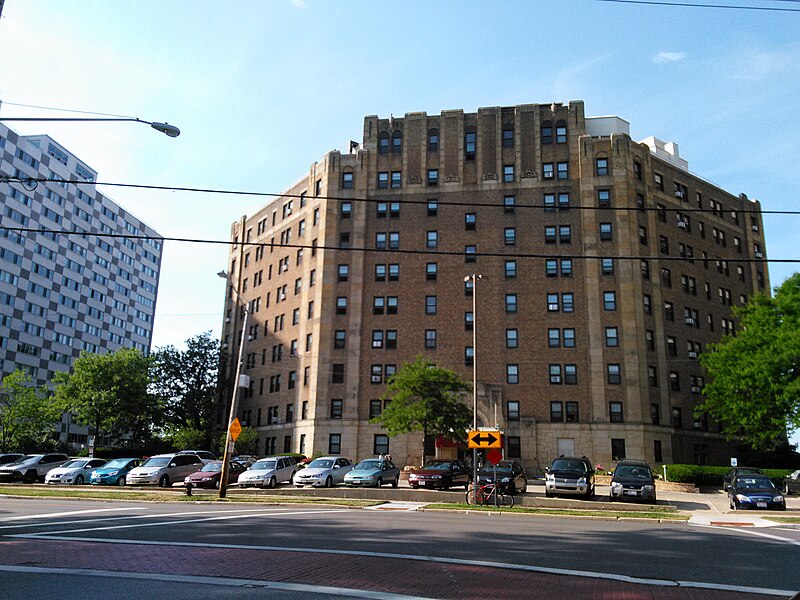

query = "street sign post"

[
  {"left": 229, "top": 417, "right": 242, "bottom": 442},
  {"left": 467, "top": 429, "right": 501, "bottom": 449}
]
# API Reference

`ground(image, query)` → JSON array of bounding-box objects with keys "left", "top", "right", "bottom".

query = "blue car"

[
  {"left": 89, "top": 458, "right": 142, "bottom": 486},
  {"left": 344, "top": 458, "right": 400, "bottom": 488}
]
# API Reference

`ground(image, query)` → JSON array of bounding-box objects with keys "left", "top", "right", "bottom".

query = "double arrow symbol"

[{"left": 469, "top": 431, "right": 500, "bottom": 447}]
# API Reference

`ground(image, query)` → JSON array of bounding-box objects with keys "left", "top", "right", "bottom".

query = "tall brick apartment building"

[{"left": 221, "top": 100, "right": 767, "bottom": 471}]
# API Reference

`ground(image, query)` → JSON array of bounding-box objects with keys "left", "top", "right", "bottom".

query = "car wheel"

[
  {"left": 608, "top": 494, "right": 614, "bottom": 502},
  {"left": 376, "top": 477, "right": 383, "bottom": 488},
  {"left": 545, "top": 489, "right": 553, "bottom": 498},
  {"left": 75, "top": 475, "right": 84, "bottom": 485},
  {"left": 586, "top": 486, "right": 594, "bottom": 499},
  {"left": 117, "top": 476, "right": 126, "bottom": 486},
  {"left": 23, "top": 470, "right": 37, "bottom": 484},
  {"left": 159, "top": 475, "right": 170, "bottom": 488},
  {"left": 325, "top": 476, "right": 333, "bottom": 488},
  {"left": 268, "top": 476, "right": 277, "bottom": 489},
  {"left": 785, "top": 483, "right": 791, "bottom": 495},
  {"left": 392, "top": 475, "right": 399, "bottom": 488},
  {"left": 290, "top": 471, "right": 296, "bottom": 484}
]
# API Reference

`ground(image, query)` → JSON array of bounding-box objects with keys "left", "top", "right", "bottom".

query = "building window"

[
  {"left": 503, "top": 195, "right": 516, "bottom": 214},
  {"left": 507, "top": 401, "right": 520, "bottom": 421},
  {"left": 374, "top": 434, "right": 390, "bottom": 456},
  {"left": 425, "top": 295, "right": 437, "bottom": 314},
  {"left": 603, "top": 291, "right": 616, "bottom": 311},
  {"left": 428, "top": 129, "right": 439, "bottom": 152},
  {"left": 342, "top": 172, "right": 354, "bottom": 189},
  {"left": 543, "top": 194, "right": 555, "bottom": 212},
  {"left": 329, "top": 434, "right": 342, "bottom": 455},
  {"left": 372, "top": 330, "right": 384, "bottom": 349},
  {"left": 541, "top": 121, "right": 553, "bottom": 144},
  {"left": 557, "top": 162, "right": 569, "bottom": 180},
  {"left": 507, "top": 436, "right": 521, "bottom": 458},
  {"left": 334, "top": 330, "right": 346, "bottom": 349},
  {"left": 542, "top": 162, "right": 554, "bottom": 179},
  {"left": 564, "top": 364, "right": 577, "bottom": 385},
  {"left": 550, "top": 401, "right": 564, "bottom": 423},
  {"left": 377, "top": 172, "right": 389, "bottom": 189},
  {"left": 654, "top": 440, "right": 663, "bottom": 463},
  {"left": 546, "top": 260, "right": 558, "bottom": 277},
  {"left": 545, "top": 226, "right": 557, "bottom": 245},
  {"left": 562, "top": 293, "right": 574, "bottom": 312},
  {"left": 338, "top": 265, "right": 349, "bottom": 282},
  {"left": 427, "top": 230, "right": 438, "bottom": 248},
  {"left": 505, "top": 294, "right": 517, "bottom": 313},
  {"left": 425, "top": 329, "right": 437, "bottom": 349},
  {"left": 427, "top": 200, "right": 438, "bottom": 216},
  {"left": 549, "top": 364, "right": 562, "bottom": 384},
  {"left": 563, "top": 328, "right": 575, "bottom": 348},
  {"left": 556, "top": 120, "right": 567, "bottom": 143},
  {"left": 610, "top": 402, "right": 623, "bottom": 423},
  {"left": 561, "top": 259, "right": 572, "bottom": 277},
  {"left": 611, "top": 439, "right": 626, "bottom": 461},
  {"left": 464, "top": 245, "right": 477, "bottom": 263},
  {"left": 648, "top": 366, "right": 658, "bottom": 387},
  {"left": 465, "top": 212, "right": 476, "bottom": 230},
  {"left": 390, "top": 171, "right": 401, "bottom": 188},
  {"left": 502, "top": 124, "right": 514, "bottom": 147},
  {"left": 504, "top": 227, "right": 516, "bottom": 245},
  {"left": 607, "top": 364, "right": 621, "bottom": 384},
  {"left": 605, "top": 327, "right": 619, "bottom": 347},
  {"left": 391, "top": 131, "right": 402, "bottom": 153},
  {"left": 598, "top": 189, "right": 611, "bottom": 208},
  {"left": 643, "top": 294, "right": 652, "bottom": 315},
  {"left": 370, "top": 399, "right": 383, "bottom": 419},
  {"left": 427, "top": 169, "right": 439, "bottom": 186},
  {"left": 464, "top": 346, "right": 474, "bottom": 366},
  {"left": 506, "top": 364, "right": 519, "bottom": 384},
  {"left": 599, "top": 223, "right": 613, "bottom": 241},
  {"left": 330, "top": 399, "right": 343, "bottom": 419},
  {"left": 639, "top": 226, "right": 648, "bottom": 246},
  {"left": 566, "top": 402, "right": 579, "bottom": 423},
  {"left": 503, "top": 165, "right": 515, "bottom": 182},
  {"left": 331, "top": 364, "right": 345, "bottom": 384},
  {"left": 336, "top": 297, "right": 347, "bottom": 315},
  {"left": 596, "top": 157, "right": 609, "bottom": 176},
  {"left": 670, "top": 371, "right": 680, "bottom": 392},
  {"left": 506, "top": 328, "right": 518, "bottom": 348},
  {"left": 654, "top": 172, "right": 664, "bottom": 191},
  {"left": 464, "top": 130, "right": 476, "bottom": 160},
  {"left": 426, "top": 262, "right": 438, "bottom": 281}
]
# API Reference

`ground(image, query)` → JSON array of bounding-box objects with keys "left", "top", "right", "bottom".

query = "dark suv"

[
  {"left": 610, "top": 459, "right": 657, "bottom": 503},
  {"left": 545, "top": 456, "right": 595, "bottom": 499}
]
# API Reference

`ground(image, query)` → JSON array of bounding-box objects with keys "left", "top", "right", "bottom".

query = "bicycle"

[{"left": 465, "top": 481, "right": 514, "bottom": 508}]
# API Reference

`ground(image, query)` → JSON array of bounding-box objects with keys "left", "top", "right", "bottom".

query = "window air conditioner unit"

[
  {"left": 225, "top": 317, "right": 231, "bottom": 323},
  {"left": 677, "top": 221, "right": 687, "bottom": 229},
  {"left": 551, "top": 376, "right": 562, "bottom": 383},
  {"left": 222, "top": 343, "right": 229, "bottom": 349},
  {"left": 675, "top": 191, "right": 684, "bottom": 199},
  {"left": 548, "top": 303, "right": 559, "bottom": 311},
  {"left": 755, "top": 251, "right": 763, "bottom": 258},
  {"left": 372, "top": 341, "right": 382, "bottom": 348},
  {"left": 685, "top": 317, "right": 696, "bottom": 325},
  {"left": 247, "top": 335, "right": 253, "bottom": 341},
  {"left": 751, "top": 225, "right": 759, "bottom": 232},
  {"left": 688, "top": 351, "right": 698, "bottom": 359},
  {"left": 371, "top": 375, "right": 382, "bottom": 383},
  {"left": 691, "top": 386, "right": 701, "bottom": 394}
]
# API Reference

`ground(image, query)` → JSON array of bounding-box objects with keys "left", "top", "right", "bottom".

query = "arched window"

[
  {"left": 556, "top": 120, "right": 567, "bottom": 143},
  {"left": 391, "top": 131, "right": 403, "bottom": 153},
  {"left": 378, "top": 132, "right": 389, "bottom": 154},
  {"left": 428, "top": 128, "right": 439, "bottom": 152},
  {"left": 595, "top": 153, "right": 609, "bottom": 176},
  {"left": 541, "top": 120, "right": 553, "bottom": 144}
]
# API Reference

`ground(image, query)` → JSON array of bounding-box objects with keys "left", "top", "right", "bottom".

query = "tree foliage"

[
  {"left": 218, "top": 426, "right": 260, "bottom": 457},
  {"left": 0, "top": 370, "right": 61, "bottom": 452},
  {"left": 53, "top": 348, "right": 157, "bottom": 446},
  {"left": 699, "top": 273, "right": 800, "bottom": 449},
  {"left": 150, "top": 332, "right": 220, "bottom": 448},
  {"left": 371, "top": 355, "right": 472, "bottom": 464}
]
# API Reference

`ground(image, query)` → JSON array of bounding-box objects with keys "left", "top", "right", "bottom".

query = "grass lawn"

[{"left": 423, "top": 503, "right": 688, "bottom": 521}]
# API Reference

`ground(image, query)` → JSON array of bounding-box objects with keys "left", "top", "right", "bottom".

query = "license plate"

[
  {"left": 624, "top": 490, "right": 638, "bottom": 496},
  {"left": 756, "top": 502, "right": 768, "bottom": 508}
]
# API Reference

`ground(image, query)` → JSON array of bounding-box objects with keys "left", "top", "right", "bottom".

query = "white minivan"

[{"left": 127, "top": 453, "right": 203, "bottom": 487}]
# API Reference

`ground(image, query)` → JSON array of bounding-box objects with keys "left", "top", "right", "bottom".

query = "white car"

[
  {"left": 127, "top": 453, "right": 203, "bottom": 487},
  {"left": 45, "top": 458, "right": 107, "bottom": 485},
  {"left": 0, "top": 453, "right": 69, "bottom": 483},
  {"left": 238, "top": 456, "right": 297, "bottom": 488},
  {"left": 294, "top": 456, "right": 354, "bottom": 488}
]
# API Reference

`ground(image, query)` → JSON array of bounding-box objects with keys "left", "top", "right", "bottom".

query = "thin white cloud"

[
  {"left": 653, "top": 51, "right": 687, "bottom": 64},
  {"left": 291, "top": 0, "right": 307, "bottom": 8}
]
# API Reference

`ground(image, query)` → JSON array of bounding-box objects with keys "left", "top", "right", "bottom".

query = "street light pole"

[
  {"left": 465, "top": 273, "right": 482, "bottom": 501},
  {"left": 218, "top": 304, "right": 249, "bottom": 499},
  {"left": 0, "top": 116, "right": 180, "bottom": 137}
]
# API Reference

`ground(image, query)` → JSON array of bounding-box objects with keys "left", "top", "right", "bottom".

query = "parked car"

[
  {"left": 609, "top": 460, "right": 657, "bottom": 503},
  {"left": 238, "top": 456, "right": 297, "bottom": 488},
  {"left": 545, "top": 456, "right": 595, "bottom": 499},
  {"left": 232, "top": 455, "right": 259, "bottom": 467},
  {"left": 782, "top": 470, "right": 800, "bottom": 495},
  {"left": 177, "top": 450, "right": 217, "bottom": 464},
  {"left": 344, "top": 458, "right": 400, "bottom": 488},
  {"left": 0, "top": 453, "right": 24, "bottom": 466},
  {"left": 408, "top": 459, "right": 471, "bottom": 490},
  {"left": 723, "top": 467, "right": 764, "bottom": 491},
  {"left": 476, "top": 460, "right": 527, "bottom": 495},
  {"left": 729, "top": 475, "right": 786, "bottom": 511},
  {"left": 184, "top": 460, "right": 246, "bottom": 489},
  {"left": 45, "top": 458, "right": 107, "bottom": 485},
  {"left": 294, "top": 456, "right": 354, "bottom": 488},
  {"left": 127, "top": 453, "right": 204, "bottom": 487},
  {"left": 89, "top": 458, "right": 142, "bottom": 486},
  {"left": 0, "top": 454, "right": 69, "bottom": 483}
]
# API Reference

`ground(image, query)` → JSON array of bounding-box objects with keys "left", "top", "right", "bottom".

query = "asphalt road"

[{"left": 0, "top": 497, "right": 797, "bottom": 599}]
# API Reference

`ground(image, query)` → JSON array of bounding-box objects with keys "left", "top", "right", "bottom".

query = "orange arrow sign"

[{"left": 467, "top": 429, "right": 501, "bottom": 449}]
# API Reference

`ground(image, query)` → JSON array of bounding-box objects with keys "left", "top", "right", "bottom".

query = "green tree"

[
  {"left": 0, "top": 370, "right": 61, "bottom": 452},
  {"left": 371, "top": 355, "right": 472, "bottom": 465},
  {"left": 699, "top": 273, "right": 800, "bottom": 449},
  {"left": 53, "top": 348, "right": 157, "bottom": 447},
  {"left": 150, "top": 332, "right": 220, "bottom": 449},
  {"left": 218, "top": 426, "right": 259, "bottom": 456}
]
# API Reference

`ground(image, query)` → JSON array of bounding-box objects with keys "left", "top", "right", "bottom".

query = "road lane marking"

[
  {"left": 11, "top": 533, "right": 795, "bottom": 597},
  {"left": 690, "top": 523, "right": 800, "bottom": 546},
  {"left": 1, "top": 507, "right": 147, "bottom": 521},
  {"left": 16, "top": 508, "right": 347, "bottom": 536},
  {"left": 0, "top": 565, "right": 429, "bottom": 600}
]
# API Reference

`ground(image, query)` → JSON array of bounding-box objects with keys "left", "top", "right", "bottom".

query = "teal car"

[
  {"left": 344, "top": 458, "right": 400, "bottom": 488},
  {"left": 89, "top": 458, "right": 142, "bottom": 486}
]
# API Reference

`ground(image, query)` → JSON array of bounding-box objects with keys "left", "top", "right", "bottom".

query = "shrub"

[{"left": 665, "top": 464, "right": 792, "bottom": 487}]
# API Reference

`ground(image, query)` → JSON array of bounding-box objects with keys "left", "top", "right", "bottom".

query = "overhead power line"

[
  {"left": 1, "top": 224, "right": 794, "bottom": 263},
  {"left": 3, "top": 176, "right": 798, "bottom": 216},
  {"left": 596, "top": 0, "right": 800, "bottom": 12}
]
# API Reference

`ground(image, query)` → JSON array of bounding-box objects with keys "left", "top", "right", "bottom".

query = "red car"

[{"left": 183, "top": 460, "right": 246, "bottom": 489}]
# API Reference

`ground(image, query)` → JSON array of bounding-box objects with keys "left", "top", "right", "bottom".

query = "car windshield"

[
  {"left": 551, "top": 459, "right": 588, "bottom": 471},
  {"left": 200, "top": 462, "right": 223, "bottom": 472},
  {"left": 251, "top": 460, "right": 277, "bottom": 470},
  {"left": 308, "top": 459, "right": 334, "bottom": 469},
  {"left": 13, "top": 455, "right": 41, "bottom": 465},
  {"left": 142, "top": 457, "right": 171, "bottom": 467},
  {"left": 422, "top": 461, "right": 453, "bottom": 471},
  {"left": 104, "top": 459, "right": 132, "bottom": 468},
  {"left": 479, "top": 464, "right": 513, "bottom": 475},
  {"left": 614, "top": 465, "right": 652, "bottom": 480},
  {"left": 356, "top": 460, "right": 383, "bottom": 471},
  {"left": 61, "top": 459, "right": 87, "bottom": 468},
  {"left": 736, "top": 477, "right": 775, "bottom": 490}
]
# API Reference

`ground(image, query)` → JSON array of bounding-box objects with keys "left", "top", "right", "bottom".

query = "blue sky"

[{"left": 2, "top": 1, "right": 799, "bottom": 440}]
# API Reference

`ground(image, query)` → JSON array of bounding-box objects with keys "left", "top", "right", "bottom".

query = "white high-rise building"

[{"left": 0, "top": 122, "right": 163, "bottom": 447}]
